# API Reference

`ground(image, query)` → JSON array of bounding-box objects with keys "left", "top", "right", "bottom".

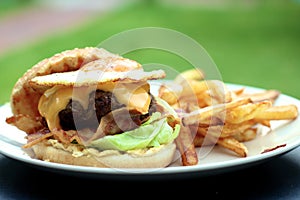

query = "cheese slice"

[{"left": 38, "top": 82, "right": 151, "bottom": 131}]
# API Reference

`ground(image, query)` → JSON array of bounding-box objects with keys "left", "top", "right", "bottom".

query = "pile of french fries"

[{"left": 158, "top": 69, "right": 299, "bottom": 166}]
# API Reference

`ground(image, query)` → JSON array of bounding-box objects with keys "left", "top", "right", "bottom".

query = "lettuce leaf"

[{"left": 88, "top": 112, "right": 180, "bottom": 151}]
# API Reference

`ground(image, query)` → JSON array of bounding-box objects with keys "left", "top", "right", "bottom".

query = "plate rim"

[{"left": 1, "top": 82, "right": 300, "bottom": 177}]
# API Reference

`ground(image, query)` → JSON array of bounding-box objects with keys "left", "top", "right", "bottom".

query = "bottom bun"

[{"left": 31, "top": 140, "right": 177, "bottom": 168}]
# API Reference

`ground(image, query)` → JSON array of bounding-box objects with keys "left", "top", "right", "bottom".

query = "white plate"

[{"left": 1, "top": 82, "right": 300, "bottom": 178}]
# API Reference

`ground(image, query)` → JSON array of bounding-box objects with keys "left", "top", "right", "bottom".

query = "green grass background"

[{"left": 0, "top": 1, "right": 299, "bottom": 104}]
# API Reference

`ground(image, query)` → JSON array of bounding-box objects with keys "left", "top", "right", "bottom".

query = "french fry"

[
  {"left": 196, "top": 127, "right": 247, "bottom": 157},
  {"left": 158, "top": 82, "right": 183, "bottom": 105},
  {"left": 254, "top": 105, "right": 298, "bottom": 120},
  {"left": 255, "top": 119, "right": 271, "bottom": 127},
  {"left": 196, "top": 91, "right": 212, "bottom": 108},
  {"left": 205, "top": 80, "right": 233, "bottom": 104},
  {"left": 180, "top": 80, "right": 231, "bottom": 102},
  {"left": 181, "top": 98, "right": 252, "bottom": 126},
  {"left": 233, "top": 127, "right": 257, "bottom": 142},
  {"left": 237, "top": 89, "right": 280, "bottom": 103},
  {"left": 159, "top": 68, "right": 299, "bottom": 164},
  {"left": 198, "top": 120, "right": 257, "bottom": 138},
  {"left": 180, "top": 79, "right": 209, "bottom": 97},
  {"left": 232, "top": 87, "right": 245, "bottom": 96},
  {"left": 174, "top": 68, "right": 205, "bottom": 84},
  {"left": 175, "top": 122, "right": 198, "bottom": 166},
  {"left": 189, "top": 125, "right": 215, "bottom": 147},
  {"left": 177, "top": 95, "right": 200, "bottom": 113},
  {"left": 192, "top": 134, "right": 215, "bottom": 147},
  {"left": 217, "top": 137, "right": 248, "bottom": 157},
  {"left": 225, "top": 100, "right": 272, "bottom": 124}
]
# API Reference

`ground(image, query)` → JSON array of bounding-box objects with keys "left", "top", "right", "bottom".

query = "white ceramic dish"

[{"left": 0, "top": 82, "right": 300, "bottom": 178}]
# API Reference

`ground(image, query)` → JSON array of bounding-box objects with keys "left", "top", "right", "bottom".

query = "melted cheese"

[
  {"left": 38, "top": 82, "right": 151, "bottom": 131},
  {"left": 113, "top": 82, "right": 150, "bottom": 114}
]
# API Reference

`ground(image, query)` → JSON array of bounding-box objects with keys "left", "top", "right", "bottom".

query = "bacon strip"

[
  {"left": 87, "top": 108, "right": 144, "bottom": 143},
  {"left": 23, "top": 129, "right": 53, "bottom": 148}
]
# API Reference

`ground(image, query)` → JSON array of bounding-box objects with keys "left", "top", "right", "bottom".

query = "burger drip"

[{"left": 58, "top": 90, "right": 157, "bottom": 134}]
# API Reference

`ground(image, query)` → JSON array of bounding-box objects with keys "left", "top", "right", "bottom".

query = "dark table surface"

[{"left": 1, "top": 146, "right": 300, "bottom": 200}]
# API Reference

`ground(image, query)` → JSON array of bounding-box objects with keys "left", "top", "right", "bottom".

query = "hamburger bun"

[
  {"left": 32, "top": 140, "right": 176, "bottom": 168},
  {"left": 10, "top": 47, "right": 134, "bottom": 119},
  {"left": 6, "top": 47, "right": 180, "bottom": 169}
]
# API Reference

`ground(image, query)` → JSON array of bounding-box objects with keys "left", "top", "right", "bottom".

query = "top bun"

[
  {"left": 10, "top": 47, "right": 165, "bottom": 118},
  {"left": 29, "top": 56, "right": 165, "bottom": 89},
  {"left": 11, "top": 47, "right": 115, "bottom": 118}
]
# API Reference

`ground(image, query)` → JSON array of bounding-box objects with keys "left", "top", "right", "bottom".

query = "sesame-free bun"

[
  {"left": 11, "top": 47, "right": 164, "bottom": 117},
  {"left": 11, "top": 47, "right": 120, "bottom": 118},
  {"left": 8, "top": 47, "right": 176, "bottom": 169},
  {"left": 31, "top": 140, "right": 177, "bottom": 168}
]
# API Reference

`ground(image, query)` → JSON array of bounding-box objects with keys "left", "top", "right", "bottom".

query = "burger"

[{"left": 6, "top": 47, "right": 181, "bottom": 168}]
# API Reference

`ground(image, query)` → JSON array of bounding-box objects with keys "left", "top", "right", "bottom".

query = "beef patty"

[{"left": 58, "top": 89, "right": 157, "bottom": 132}]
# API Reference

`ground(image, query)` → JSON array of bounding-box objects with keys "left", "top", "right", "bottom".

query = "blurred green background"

[{"left": 0, "top": 0, "right": 299, "bottom": 105}]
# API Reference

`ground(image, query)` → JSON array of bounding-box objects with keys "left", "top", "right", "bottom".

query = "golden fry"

[
  {"left": 196, "top": 91, "right": 212, "bottom": 108},
  {"left": 180, "top": 80, "right": 232, "bottom": 103},
  {"left": 175, "top": 123, "right": 198, "bottom": 166},
  {"left": 233, "top": 127, "right": 257, "bottom": 142},
  {"left": 180, "top": 79, "right": 209, "bottom": 97},
  {"left": 177, "top": 95, "right": 200, "bottom": 113},
  {"left": 195, "top": 127, "right": 247, "bottom": 157},
  {"left": 198, "top": 120, "right": 256, "bottom": 138},
  {"left": 254, "top": 119, "right": 271, "bottom": 127},
  {"left": 181, "top": 98, "right": 252, "bottom": 126},
  {"left": 254, "top": 104, "right": 298, "bottom": 120},
  {"left": 217, "top": 137, "right": 248, "bottom": 157},
  {"left": 192, "top": 134, "right": 215, "bottom": 147},
  {"left": 159, "top": 68, "right": 299, "bottom": 163},
  {"left": 232, "top": 87, "right": 245, "bottom": 96},
  {"left": 237, "top": 89, "right": 280, "bottom": 103},
  {"left": 205, "top": 80, "right": 233, "bottom": 104},
  {"left": 225, "top": 100, "right": 272, "bottom": 124},
  {"left": 174, "top": 68, "right": 205, "bottom": 84},
  {"left": 158, "top": 82, "right": 182, "bottom": 105},
  {"left": 189, "top": 125, "right": 215, "bottom": 147}
]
